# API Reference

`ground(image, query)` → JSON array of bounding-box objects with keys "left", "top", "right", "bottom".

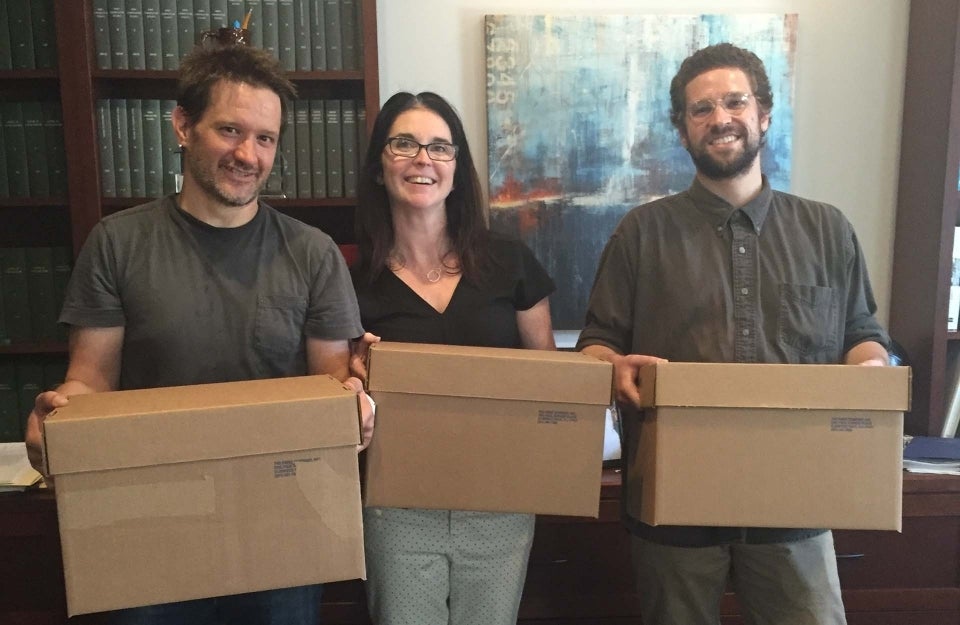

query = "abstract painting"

[{"left": 485, "top": 14, "right": 798, "bottom": 329}]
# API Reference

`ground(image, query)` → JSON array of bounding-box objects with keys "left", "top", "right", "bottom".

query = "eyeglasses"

[
  {"left": 385, "top": 136, "right": 459, "bottom": 162},
  {"left": 687, "top": 92, "right": 753, "bottom": 121}
]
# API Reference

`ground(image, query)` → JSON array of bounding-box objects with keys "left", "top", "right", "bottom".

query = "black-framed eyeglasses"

[
  {"left": 385, "top": 136, "right": 459, "bottom": 162},
  {"left": 687, "top": 92, "right": 753, "bottom": 121}
]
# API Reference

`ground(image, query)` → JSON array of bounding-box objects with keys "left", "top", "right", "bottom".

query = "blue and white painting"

[{"left": 485, "top": 14, "right": 798, "bottom": 329}]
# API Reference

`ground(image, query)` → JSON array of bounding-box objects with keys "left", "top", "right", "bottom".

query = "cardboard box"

[
  {"left": 627, "top": 362, "right": 911, "bottom": 531},
  {"left": 364, "top": 342, "right": 613, "bottom": 517},
  {"left": 42, "top": 375, "right": 365, "bottom": 616}
]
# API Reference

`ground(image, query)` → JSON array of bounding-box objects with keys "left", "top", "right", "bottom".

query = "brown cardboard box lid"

[
  {"left": 638, "top": 362, "right": 911, "bottom": 411},
  {"left": 366, "top": 342, "right": 613, "bottom": 405},
  {"left": 44, "top": 375, "right": 360, "bottom": 476}
]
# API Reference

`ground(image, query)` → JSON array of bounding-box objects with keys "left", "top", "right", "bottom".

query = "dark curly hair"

[
  {"left": 354, "top": 91, "right": 491, "bottom": 285},
  {"left": 669, "top": 43, "right": 773, "bottom": 131},
  {"left": 176, "top": 44, "right": 297, "bottom": 130}
]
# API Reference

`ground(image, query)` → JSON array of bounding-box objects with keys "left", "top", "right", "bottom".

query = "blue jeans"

[{"left": 106, "top": 584, "right": 322, "bottom": 625}]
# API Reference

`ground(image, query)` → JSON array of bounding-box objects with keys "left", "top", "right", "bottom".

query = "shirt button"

[
  {"left": 742, "top": 329, "right": 750, "bottom": 336},
  {"left": 738, "top": 246, "right": 746, "bottom": 254},
  {"left": 740, "top": 287, "right": 748, "bottom": 295}
]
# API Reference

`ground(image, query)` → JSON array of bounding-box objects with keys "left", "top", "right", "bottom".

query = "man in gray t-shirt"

[{"left": 25, "top": 44, "right": 372, "bottom": 625}]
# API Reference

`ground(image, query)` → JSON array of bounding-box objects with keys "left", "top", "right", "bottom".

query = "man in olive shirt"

[{"left": 577, "top": 43, "right": 888, "bottom": 625}]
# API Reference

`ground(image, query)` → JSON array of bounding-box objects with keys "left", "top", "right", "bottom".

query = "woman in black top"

[{"left": 352, "top": 91, "right": 556, "bottom": 625}]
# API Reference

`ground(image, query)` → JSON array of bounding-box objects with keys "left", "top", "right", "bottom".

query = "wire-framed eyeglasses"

[
  {"left": 386, "top": 136, "right": 459, "bottom": 162},
  {"left": 687, "top": 92, "right": 753, "bottom": 121}
]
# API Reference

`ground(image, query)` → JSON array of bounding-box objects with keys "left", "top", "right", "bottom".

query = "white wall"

[{"left": 376, "top": 0, "right": 909, "bottom": 326}]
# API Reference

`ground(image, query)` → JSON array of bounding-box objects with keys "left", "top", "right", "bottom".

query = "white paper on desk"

[
  {"left": 0, "top": 442, "right": 43, "bottom": 489},
  {"left": 903, "top": 458, "right": 960, "bottom": 475},
  {"left": 603, "top": 406, "right": 621, "bottom": 461}
]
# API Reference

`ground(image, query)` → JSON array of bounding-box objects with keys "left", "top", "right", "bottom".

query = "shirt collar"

[{"left": 687, "top": 175, "right": 773, "bottom": 233}]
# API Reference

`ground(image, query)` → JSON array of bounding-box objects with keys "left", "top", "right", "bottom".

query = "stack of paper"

[
  {"left": 902, "top": 436, "right": 960, "bottom": 475},
  {"left": 0, "top": 443, "right": 43, "bottom": 492}
]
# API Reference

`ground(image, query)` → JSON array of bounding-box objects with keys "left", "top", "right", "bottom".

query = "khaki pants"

[
  {"left": 631, "top": 531, "right": 847, "bottom": 625},
  {"left": 363, "top": 507, "right": 535, "bottom": 625}
]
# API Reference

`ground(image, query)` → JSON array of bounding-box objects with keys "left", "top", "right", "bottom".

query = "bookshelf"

[
  {"left": 0, "top": 0, "right": 380, "bottom": 440},
  {"left": 888, "top": 0, "right": 960, "bottom": 437}
]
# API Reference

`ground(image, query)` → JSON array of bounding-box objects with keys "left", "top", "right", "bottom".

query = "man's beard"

[
  {"left": 185, "top": 151, "right": 265, "bottom": 207},
  {"left": 687, "top": 123, "right": 763, "bottom": 180}
]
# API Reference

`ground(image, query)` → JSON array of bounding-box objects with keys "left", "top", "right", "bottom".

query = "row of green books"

[
  {"left": 0, "top": 0, "right": 57, "bottom": 71},
  {"left": 274, "top": 98, "right": 366, "bottom": 199},
  {"left": 0, "top": 247, "right": 72, "bottom": 345},
  {"left": 0, "top": 358, "right": 67, "bottom": 443},
  {"left": 0, "top": 101, "right": 67, "bottom": 199},
  {"left": 92, "top": 0, "right": 363, "bottom": 72},
  {"left": 97, "top": 98, "right": 366, "bottom": 199}
]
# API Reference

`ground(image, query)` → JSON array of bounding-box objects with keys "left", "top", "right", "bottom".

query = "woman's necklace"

[{"left": 388, "top": 252, "right": 445, "bottom": 283}]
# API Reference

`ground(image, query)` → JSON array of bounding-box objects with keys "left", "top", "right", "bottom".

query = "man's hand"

[
  {"left": 25, "top": 390, "right": 70, "bottom": 474},
  {"left": 611, "top": 353, "right": 669, "bottom": 408},
  {"left": 581, "top": 344, "right": 666, "bottom": 409},
  {"left": 349, "top": 332, "right": 381, "bottom": 383},
  {"left": 343, "top": 377, "right": 375, "bottom": 452}
]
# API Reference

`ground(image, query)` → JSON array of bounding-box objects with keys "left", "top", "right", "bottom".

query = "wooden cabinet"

[
  {"left": 2, "top": 471, "right": 957, "bottom": 624},
  {"left": 889, "top": 0, "right": 960, "bottom": 436}
]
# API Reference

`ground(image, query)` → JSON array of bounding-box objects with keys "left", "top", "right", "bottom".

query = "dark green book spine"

[
  {"left": 125, "top": 0, "right": 146, "bottom": 70},
  {"left": 107, "top": 0, "right": 128, "bottom": 69},
  {"left": 25, "top": 247, "right": 56, "bottom": 341},
  {"left": 0, "top": 257, "right": 6, "bottom": 343},
  {"left": 280, "top": 104, "right": 296, "bottom": 197},
  {"left": 324, "top": 99, "right": 342, "bottom": 197},
  {"left": 92, "top": 0, "right": 112, "bottom": 70},
  {"left": 43, "top": 359, "right": 68, "bottom": 392},
  {"left": 159, "top": 0, "right": 178, "bottom": 70},
  {"left": 7, "top": 0, "right": 36, "bottom": 70},
  {"left": 0, "top": 113, "right": 8, "bottom": 198},
  {"left": 142, "top": 99, "right": 164, "bottom": 197},
  {"left": 341, "top": 99, "right": 357, "bottom": 198},
  {"left": 227, "top": 0, "right": 245, "bottom": 28},
  {"left": 96, "top": 99, "right": 117, "bottom": 198},
  {"left": 3, "top": 103, "right": 30, "bottom": 198},
  {"left": 294, "top": 100, "right": 312, "bottom": 198},
  {"left": 211, "top": 0, "right": 228, "bottom": 28},
  {"left": 340, "top": 0, "right": 357, "bottom": 71},
  {"left": 194, "top": 0, "right": 211, "bottom": 39},
  {"left": 0, "top": 364, "right": 20, "bottom": 442},
  {"left": 261, "top": 0, "right": 278, "bottom": 59},
  {"left": 22, "top": 101, "right": 49, "bottom": 197},
  {"left": 0, "top": 248, "right": 31, "bottom": 342},
  {"left": 309, "top": 0, "right": 325, "bottom": 70},
  {"left": 127, "top": 99, "right": 146, "bottom": 197},
  {"left": 16, "top": 361, "right": 44, "bottom": 439},
  {"left": 0, "top": 3, "right": 13, "bottom": 70},
  {"left": 29, "top": 0, "right": 56, "bottom": 69},
  {"left": 292, "top": 0, "right": 310, "bottom": 71},
  {"left": 51, "top": 246, "right": 71, "bottom": 341},
  {"left": 142, "top": 0, "right": 162, "bottom": 70},
  {"left": 41, "top": 101, "right": 66, "bottom": 197},
  {"left": 160, "top": 100, "right": 179, "bottom": 195},
  {"left": 308, "top": 100, "right": 326, "bottom": 198},
  {"left": 110, "top": 99, "right": 131, "bottom": 197},
  {"left": 357, "top": 100, "right": 368, "bottom": 165},
  {"left": 245, "top": 0, "right": 263, "bottom": 49},
  {"left": 323, "top": 0, "right": 341, "bottom": 71},
  {"left": 177, "top": 0, "right": 196, "bottom": 58},
  {"left": 277, "top": 0, "right": 294, "bottom": 70}
]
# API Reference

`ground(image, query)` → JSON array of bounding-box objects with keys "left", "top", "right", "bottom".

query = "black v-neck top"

[{"left": 354, "top": 234, "right": 555, "bottom": 347}]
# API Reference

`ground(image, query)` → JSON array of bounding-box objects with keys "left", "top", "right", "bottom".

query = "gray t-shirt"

[{"left": 60, "top": 195, "right": 363, "bottom": 390}]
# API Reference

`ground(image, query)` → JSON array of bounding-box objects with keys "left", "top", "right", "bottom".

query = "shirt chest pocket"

[
  {"left": 777, "top": 284, "right": 840, "bottom": 358},
  {"left": 255, "top": 294, "right": 308, "bottom": 359}
]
